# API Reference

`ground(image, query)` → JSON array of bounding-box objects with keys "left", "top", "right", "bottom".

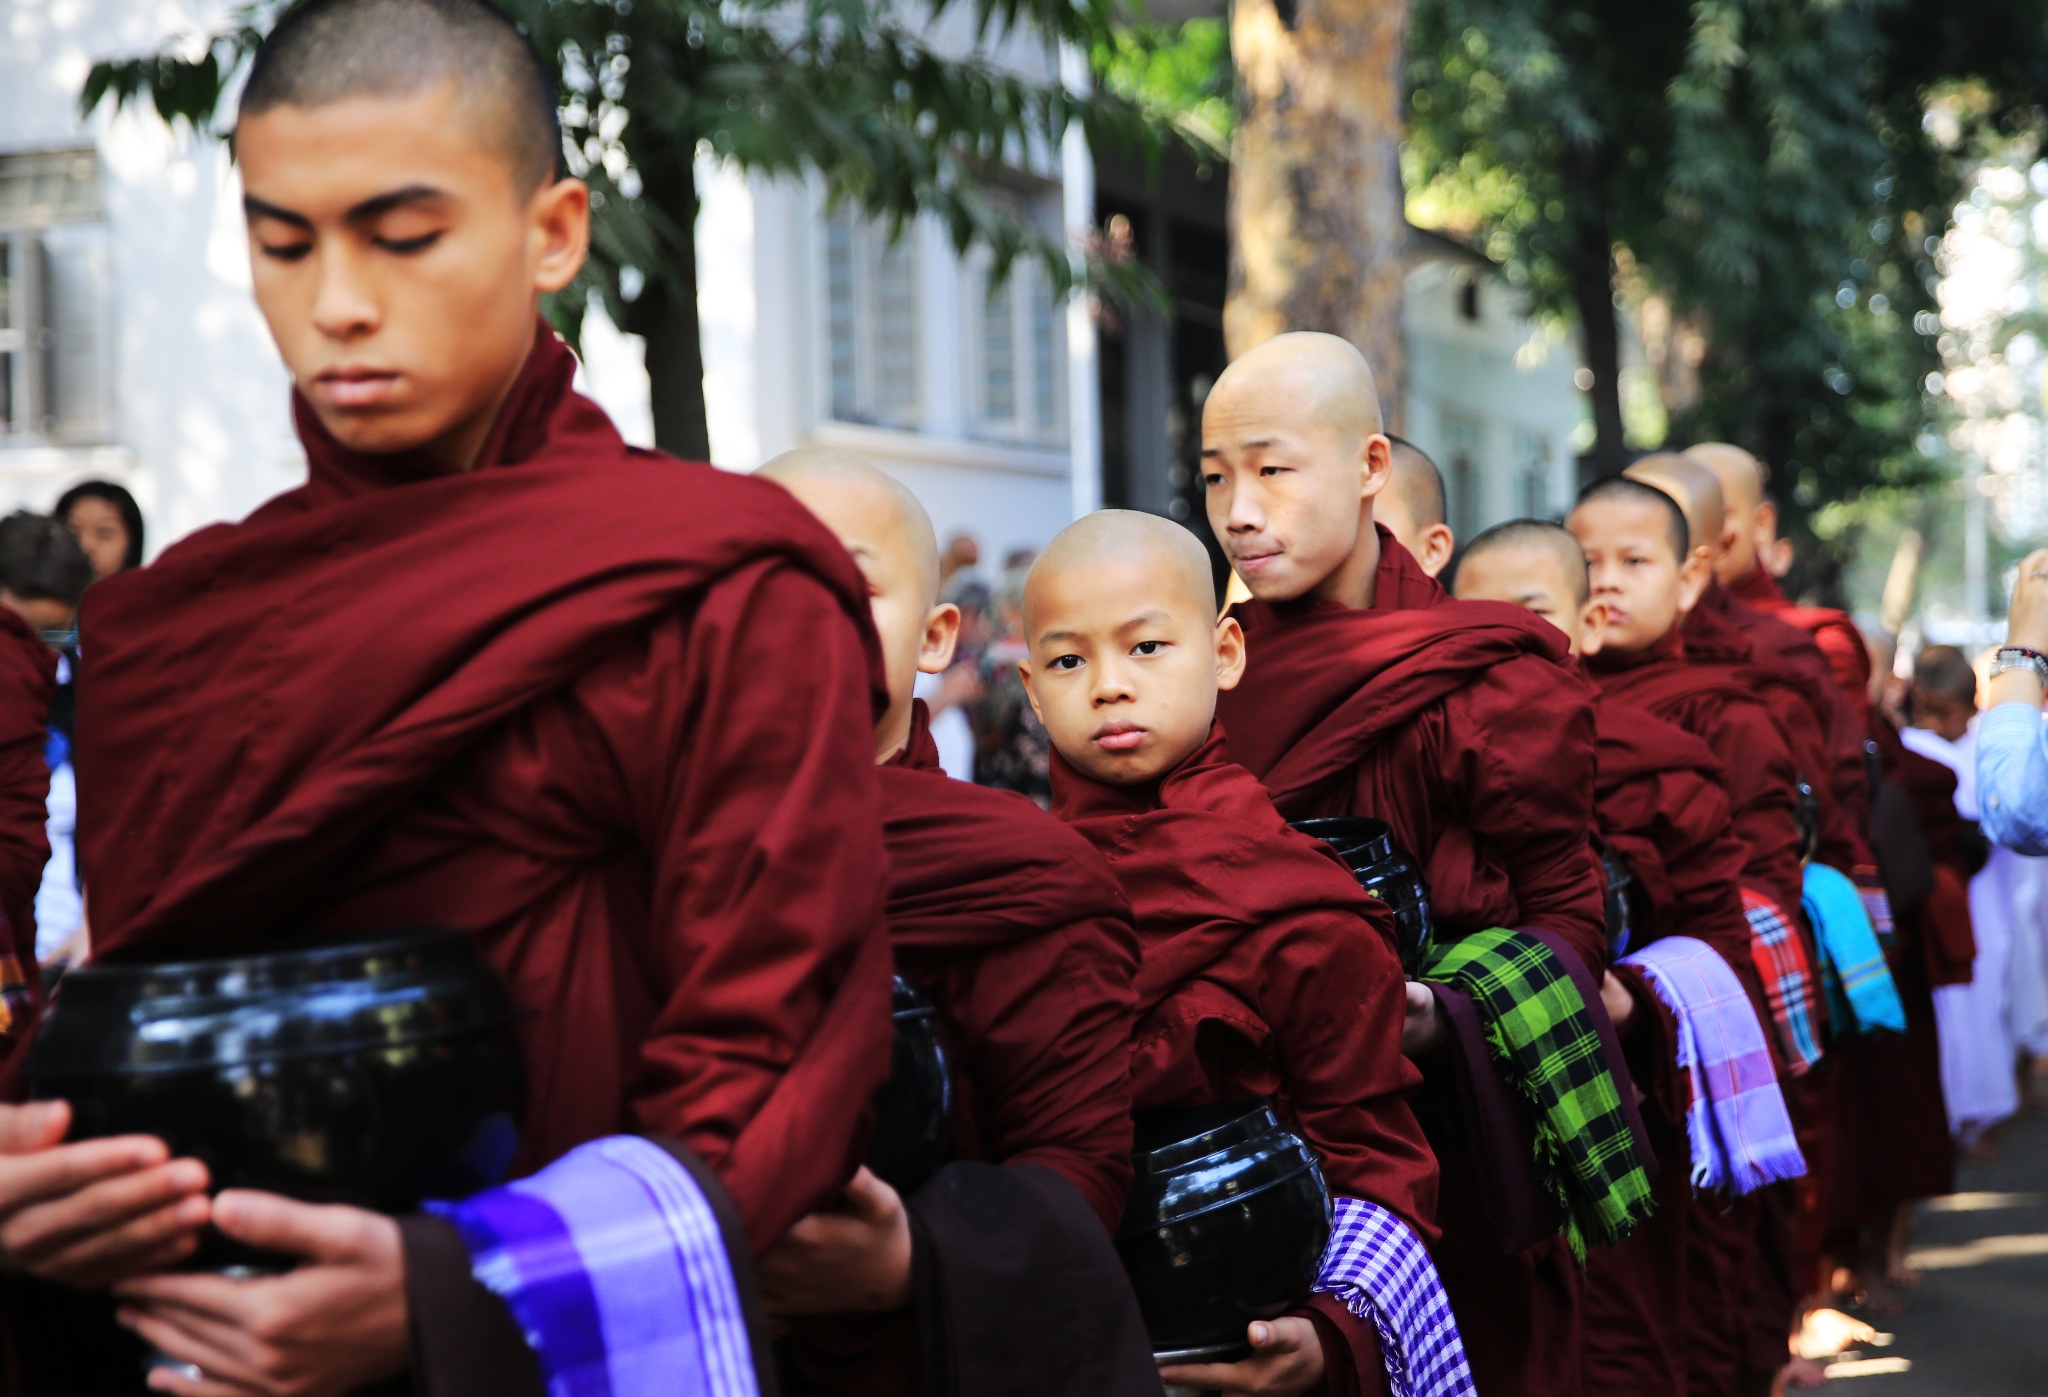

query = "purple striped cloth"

[
  {"left": 1312, "top": 1196, "right": 1475, "bottom": 1397},
  {"left": 1621, "top": 936, "right": 1806, "bottom": 1196},
  {"left": 426, "top": 1136, "right": 760, "bottom": 1397}
]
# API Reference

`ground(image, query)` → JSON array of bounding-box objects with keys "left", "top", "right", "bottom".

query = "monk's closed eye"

[
  {"left": 375, "top": 231, "right": 444, "bottom": 255},
  {"left": 257, "top": 240, "right": 313, "bottom": 262}
]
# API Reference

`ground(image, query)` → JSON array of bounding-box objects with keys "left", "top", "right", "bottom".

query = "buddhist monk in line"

[
  {"left": 1453, "top": 521, "right": 1794, "bottom": 1397},
  {"left": 1203, "top": 331, "right": 1607, "bottom": 1397},
  {"left": 1372, "top": 436, "right": 1456, "bottom": 580},
  {"left": 1629, "top": 453, "right": 1895, "bottom": 1378},
  {"left": 757, "top": 449, "right": 1157, "bottom": 1397},
  {"left": 0, "top": 1, "right": 894, "bottom": 1391},
  {"left": 1022, "top": 509, "right": 1464, "bottom": 1397},
  {"left": 1567, "top": 476, "right": 1818, "bottom": 1397}
]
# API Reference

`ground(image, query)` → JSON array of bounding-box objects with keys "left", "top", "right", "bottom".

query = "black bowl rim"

[
  {"left": 1116, "top": 1155, "right": 1325, "bottom": 1235},
  {"left": 27, "top": 1017, "right": 521, "bottom": 1082},
  {"left": 1132, "top": 1098, "right": 1278, "bottom": 1171},
  {"left": 61, "top": 927, "right": 474, "bottom": 985}
]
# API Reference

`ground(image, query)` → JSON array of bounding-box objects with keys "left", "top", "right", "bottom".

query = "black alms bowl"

[
  {"left": 865, "top": 975, "right": 954, "bottom": 1194},
  {"left": 1115, "top": 1099, "right": 1333, "bottom": 1355},
  {"left": 1601, "top": 848, "right": 1641, "bottom": 957},
  {"left": 1291, "top": 817, "right": 1433, "bottom": 975},
  {"left": 26, "top": 929, "right": 524, "bottom": 1235}
]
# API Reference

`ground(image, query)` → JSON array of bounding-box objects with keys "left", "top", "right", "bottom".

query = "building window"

[
  {"left": 971, "top": 257, "right": 1064, "bottom": 447},
  {"left": 824, "top": 210, "right": 920, "bottom": 430},
  {"left": 1439, "top": 406, "right": 1484, "bottom": 540},
  {"left": 1514, "top": 428, "right": 1554, "bottom": 517},
  {"left": 0, "top": 150, "right": 111, "bottom": 445}
]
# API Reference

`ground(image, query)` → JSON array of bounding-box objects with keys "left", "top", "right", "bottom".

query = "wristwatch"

[{"left": 1990, "top": 646, "right": 2048, "bottom": 684}]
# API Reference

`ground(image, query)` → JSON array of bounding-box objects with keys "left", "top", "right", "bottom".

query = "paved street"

[{"left": 1820, "top": 1098, "right": 2048, "bottom": 1394}]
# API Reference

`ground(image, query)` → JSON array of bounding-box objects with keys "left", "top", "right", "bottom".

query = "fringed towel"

[
  {"left": 1803, "top": 862, "right": 1907, "bottom": 1036},
  {"left": 1314, "top": 1196, "right": 1475, "bottom": 1397},
  {"left": 1740, "top": 887, "right": 1823, "bottom": 1074},
  {"left": 1620, "top": 936, "right": 1806, "bottom": 1195},
  {"left": 1421, "top": 928, "right": 1655, "bottom": 1259},
  {"left": 427, "top": 1135, "right": 761, "bottom": 1397}
]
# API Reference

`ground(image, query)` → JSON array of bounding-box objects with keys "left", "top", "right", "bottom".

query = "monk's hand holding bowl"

[
  {"left": 1156, "top": 1317, "right": 1325, "bottom": 1396},
  {"left": 757, "top": 1166, "right": 913, "bottom": 1315},
  {"left": 111, "top": 1189, "right": 407, "bottom": 1397},
  {"left": 0, "top": 1099, "right": 211, "bottom": 1286},
  {"left": 1400, "top": 981, "right": 1447, "bottom": 1056}
]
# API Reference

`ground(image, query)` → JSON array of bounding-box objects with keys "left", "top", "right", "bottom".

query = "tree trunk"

[
  {"left": 1226, "top": 0, "right": 1409, "bottom": 423},
  {"left": 622, "top": 148, "right": 712, "bottom": 462},
  {"left": 1563, "top": 143, "right": 1626, "bottom": 482}
]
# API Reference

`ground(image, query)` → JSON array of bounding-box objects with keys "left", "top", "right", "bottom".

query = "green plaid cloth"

[{"left": 1422, "top": 927, "right": 1655, "bottom": 1260}]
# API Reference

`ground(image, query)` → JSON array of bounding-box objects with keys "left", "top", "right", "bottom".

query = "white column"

[{"left": 1060, "top": 42, "right": 1101, "bottom": 520}]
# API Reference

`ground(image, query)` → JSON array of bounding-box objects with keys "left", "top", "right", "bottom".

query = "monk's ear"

[
  {"left": 1578, "top": 599, "right": 1608, "bottom": 658},
  {"left": 1017, "top": 654, "right": 1045, "bottom": 723},
  {"left": 918, "top": 603, "right": 960, "bottom": 675},
  {"left": 529, "top": 177, "right": 591, "bottom": 295},
  {"left": 1675, "top": 547, "right": 1710, "bottom": 614},
  {"left": 1420, "top": 523, "right": 1457, "bottom": 579},
  {"left": 1214, "top": 615, "right": 1247, "bottom": 691},
  {"left": 1360, "top": 432, "right": 1392, "bottom": 503}
]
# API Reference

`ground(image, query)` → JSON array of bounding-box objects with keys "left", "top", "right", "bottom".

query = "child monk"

[
  {"left": 0, "top": 0, "right": 892, "bottom": 1391},
  {"left": 1628, "top": 453, "right": 1873, "bottom": 877},
  {"left": 1203, "top": 331, "right": 1618, "bottom": 1397},
  {"left": 1566, "top": 476, "right": 1822, "bottom": 1394},
  {"left": 1020, "top": 509, "right": 1466, "bottom": 1397},
  {"left": 755, "top": 448, "right": 1156, "bottom": 1396},
  {"left": 1453, "top": 521, "right": 1804, "bottom": 1397}
]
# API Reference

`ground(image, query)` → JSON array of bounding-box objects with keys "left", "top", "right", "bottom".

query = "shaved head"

[
  {"left": 1026, "top": 509, "right": 1216, "bottom": 638},
  {"left": 1625, "top": 452, "right": 1724, "bottom": 557},
  {"left": 1685, "top": 442, "right": 1767, "bottom": 513},
  {"left": 759, "top": 446, "right": 940, "bottom": 603},
  {"left": 1385, "top": 436, "right": 1446, "bottom": 530},
  {"left": 1914, "top": 644, "right": 1976, "bottom": 705},
  {"left": 1207, "top": 332, "right": 1383, "bottom": 446},
  {"left": 1458, "top": 520, "right": 1590, "bottom": 607},
  {"left": 1022, "top": 509, "right": 1243, "bottom": 786},
  {"left": 1573, "top": 475, "right": 1690, "bottom": 562},
  {"left": 240, "top": 0, "right": 560, "bottom": 195}
]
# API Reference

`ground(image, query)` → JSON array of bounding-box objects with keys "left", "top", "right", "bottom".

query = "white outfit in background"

[
  {"left": 912, "top": 669, "right": 976, "bottom": 783},
  {"left": 1905, "top": 722, "right": 2036, "bottom": 1138},
  {"left": 34, "top": 758, "right": 80, "bottom": 963}
]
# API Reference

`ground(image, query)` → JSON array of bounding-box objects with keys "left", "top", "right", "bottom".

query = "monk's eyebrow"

[
  {"left": 345, "top": 184, "right": 450, "bottom": 222},
  {"left": 243, "top": 194, "right": 312, "bottom": 229},
  {"left": 1034, "top": 628, "right": 1084, "bottom": 647},
  {"left": 1119, "top": 609, "right": 1174, "bottom": 629}
]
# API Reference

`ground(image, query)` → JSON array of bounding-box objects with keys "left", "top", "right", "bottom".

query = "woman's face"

[{"left": 66, "top": 496, "right": 130, "bottom": 581}]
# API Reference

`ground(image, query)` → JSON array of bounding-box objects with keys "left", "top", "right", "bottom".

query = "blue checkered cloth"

[
  {"left": 1312, "top": 1196, "right": 1475, "bottom": 1397},
  {"left": 428, "top": 1136, "right": 760, "bottom": 1397}
]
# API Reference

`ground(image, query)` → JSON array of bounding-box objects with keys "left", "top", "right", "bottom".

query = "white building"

[{"left": 1, "top": 0, "right": 1584, "bottom": 563}]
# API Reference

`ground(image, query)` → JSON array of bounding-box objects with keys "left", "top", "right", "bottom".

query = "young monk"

[
  {"left": 1204, "top": 331, "right": 1615, "bottom": 1397},
  {"left": 0, "top": 2, "right": 893, "bottom": 1392},
  {"left": 754, "top": 448, "right": 1155, "bottom": 1397},
  {"left": 1453, "top": 521, "right": 1803, "bottom": 1397},
  {"left": 1372, "top": 436, "right": 1455, "bottom": 579},
  {"left": 1628, "top": 453, "right": 1871, "bottom": 878},
  {"left": 1567, "top": 476, "right": 1818, "bottom": 1396},
  {"left": 1022, "top": 509, "right": 1465, "bottom": 1397}
]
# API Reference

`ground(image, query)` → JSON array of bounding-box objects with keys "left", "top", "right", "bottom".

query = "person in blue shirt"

[{"left": 1979, "top": 547, "right": 2048, "bottom": 853}]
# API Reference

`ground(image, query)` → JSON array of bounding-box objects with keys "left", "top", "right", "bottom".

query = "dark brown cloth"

[{"left": 0, "top": 607, "right": 55, "bottom": 1093}]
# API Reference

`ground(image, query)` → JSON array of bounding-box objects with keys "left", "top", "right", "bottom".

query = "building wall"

[{"left": 1401, "top": 258, "right": 1585, "bottom": 542}]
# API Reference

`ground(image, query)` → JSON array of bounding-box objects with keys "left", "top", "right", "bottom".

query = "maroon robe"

[
  {"left": 0, "top": 607, "right": 54, "bottom": 1086},
  {"left": 72, "top": 324, "right": 894, "bottom": 1253},
  {"left": 1052, "top": 725, "right": 1438, "bottom": 1397},
  {"left": 783, "top": 702, "right": 1154, "bottom": 1397},
  {"left": 1687, "top": 582, "right": 1873, "bottom": 870},
  {"left": 1580, "top": 689, "right": 1769, "bottom": 1397},
  {"left": 1220, "top": 530, "right": 1603, "bottom": 1397}
]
